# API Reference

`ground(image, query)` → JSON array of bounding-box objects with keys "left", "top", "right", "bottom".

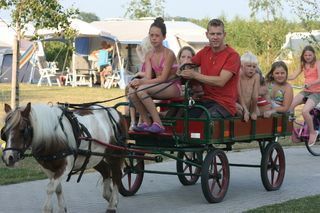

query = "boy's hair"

[
  {"left": 207, "top": 19, "right": 224, "bottom": 31},
  {"left": 241, "top": 51, "right": 258, "bottom": 65}
]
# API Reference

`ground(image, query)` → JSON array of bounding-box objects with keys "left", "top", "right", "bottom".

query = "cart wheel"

[
  {"left": 119, "top": 156, "right": 144, "bottom": 196},
  {"left": 176, "top": 151, "right": 202, "bottom": 185},
  {"left": 305, "top": 136, "right": 320, "bottom": 156},
  {"left": 201, "top": 149, "right": 229, "bottom": 203},
  {"left": 260, "top": 142, "right": 285, "bottom": 191}
]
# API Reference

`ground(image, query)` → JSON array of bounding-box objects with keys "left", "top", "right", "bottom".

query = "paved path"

[{"left": 1, "top": 146, "right": 320, "bottom": 213}]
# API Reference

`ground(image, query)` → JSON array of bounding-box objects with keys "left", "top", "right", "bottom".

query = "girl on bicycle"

[{"left": 289, "top": 45, "right": 320, "bottom": 146}]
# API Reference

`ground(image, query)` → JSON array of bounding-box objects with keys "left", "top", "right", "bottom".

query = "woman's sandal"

[
  {"left": 145, "top": 122, "right": 165, "bottom": 134},
  {"left": 132, "top": 122, "right": 149, "bottom": 132}
]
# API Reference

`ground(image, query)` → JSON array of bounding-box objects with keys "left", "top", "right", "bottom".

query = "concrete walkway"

[{"left": 1, "top": 146, "right": 319, "bottom": 213}]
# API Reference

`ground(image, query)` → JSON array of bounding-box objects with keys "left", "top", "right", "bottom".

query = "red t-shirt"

[{"left": 192, "top": 45, "right": 240, "bottom": 115}]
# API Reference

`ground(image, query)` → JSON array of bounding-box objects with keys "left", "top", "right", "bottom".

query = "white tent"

[
  {"left": 91, "top": 19, "right": 208, "bottom": 54},
  {"left": 91, "top": 19, "right": 208, "bottom": 87},
  {"left": 277, "top": 30, "right": 320, "bottom": 62}
]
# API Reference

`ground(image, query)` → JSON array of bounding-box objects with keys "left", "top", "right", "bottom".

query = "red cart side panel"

[
  {"left": 212, "top": 116, "right": 293, "bottom": 141},
  {"left": 175, "top": 120, "right": 205, "bottom": 140}
]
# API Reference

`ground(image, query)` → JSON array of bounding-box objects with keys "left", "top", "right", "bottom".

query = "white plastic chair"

[
  {"left": 104, "top": 69, "right": 121, "bottom": 89},
  {"left": 36, "top": 56, "right": 61, "bottom": 87}
]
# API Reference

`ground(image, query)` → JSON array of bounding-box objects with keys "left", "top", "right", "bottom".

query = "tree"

[
  {"left": 124, "top": 0, "right": 165, "bottom": 19},
  {"left": 0, "top": 0, "right": 77, "bottom": 108},
  {"left": 249, "top": 0, "right": 283, "bottom": 21},
  {"left": 248, "top": 0, "right": 284, "bottom": 65},
  {"left": 78, "top": 11, "right": 100, "bottom": 23},
  {"left": 289, "top": 0, "right": 320, "bottom": 47}
]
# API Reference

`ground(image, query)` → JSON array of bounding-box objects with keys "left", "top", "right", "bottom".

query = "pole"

[{"left": 11, "top": 24, "right": 20, "bottom": 108}]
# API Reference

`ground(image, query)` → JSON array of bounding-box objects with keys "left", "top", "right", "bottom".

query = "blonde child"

[
  {"left": 289, "top": 45, "right": 320, "bottom": 146},
  {"left": 237, "top": 51, "right": 260, "bottom": 122},
  {"left": 263, "top": 61, "right": 293, "bottom": 118},
  {"left": 128, "top": 36, "right": 154, "bottom": 130}
]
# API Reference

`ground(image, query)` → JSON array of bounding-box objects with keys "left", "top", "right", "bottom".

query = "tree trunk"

[{"left": 11, "top": 24, "right": 20, "bottom": 108}]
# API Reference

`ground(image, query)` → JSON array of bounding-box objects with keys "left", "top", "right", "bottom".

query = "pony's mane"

[
  {"left": 3, "top": 108, "right": 22, "bottom": 133},
  {"left": 30, "top": 104, "right": 77, "bottom": 149}
]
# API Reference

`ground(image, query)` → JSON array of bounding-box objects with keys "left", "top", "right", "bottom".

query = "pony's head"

[{"left": 1, "top": 103, "right": 33, "bottom": 167}]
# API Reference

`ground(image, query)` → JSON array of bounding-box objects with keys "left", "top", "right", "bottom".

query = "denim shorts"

[{"left": 300, "top": 91, "right": 320, "bottom": 105}]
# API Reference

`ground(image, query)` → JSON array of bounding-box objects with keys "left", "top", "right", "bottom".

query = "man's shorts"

[
  {"left": 188, "top": 100, "right": 232, "bottom": 118},
  {"left": 300, "top": 91, "right": 320, "bottom": 105}
]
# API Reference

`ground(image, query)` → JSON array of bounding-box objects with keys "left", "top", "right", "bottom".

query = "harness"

[
  {"left": 1, "top": 117, "right": 33, "bottom": 161},
  {"left": 1, "top": 105, "right": 125, "bottom": 183}
]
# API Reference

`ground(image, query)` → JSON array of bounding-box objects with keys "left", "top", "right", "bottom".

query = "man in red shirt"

[{"left": 179, "top": 19, "right": 240, "bottom": 118}]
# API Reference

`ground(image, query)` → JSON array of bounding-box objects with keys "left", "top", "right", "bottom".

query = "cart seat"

[{"left": 156, "top": 96, "right": 185, "bottom": 112}]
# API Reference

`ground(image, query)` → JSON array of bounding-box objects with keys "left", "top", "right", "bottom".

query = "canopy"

[
  {"left": 35, "top": 18, "right": 117, "bottom": 40},
  {"left": 91, "top": 19, "right": 208, "bottom": 52}
]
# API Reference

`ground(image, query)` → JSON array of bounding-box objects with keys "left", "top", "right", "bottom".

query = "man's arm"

[{"left": 179, "top": 69, "right": 233, "bottom": 87}]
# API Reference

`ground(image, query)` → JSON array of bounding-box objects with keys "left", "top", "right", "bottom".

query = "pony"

[{"left": 1, "top": 102, "right": 128, "bottom": 213}]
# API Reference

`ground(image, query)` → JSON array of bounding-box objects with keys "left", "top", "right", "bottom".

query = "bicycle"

[{"left": 292, "top": 104, "right": 320, "bottom": 156}]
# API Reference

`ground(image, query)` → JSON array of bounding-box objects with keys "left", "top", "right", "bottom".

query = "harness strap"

[
  {"left": 105, "top": 107, "right": 126, "bottom": 146},
  {"left": 57, "top": 106, "right": 93, "bottom": 183}
]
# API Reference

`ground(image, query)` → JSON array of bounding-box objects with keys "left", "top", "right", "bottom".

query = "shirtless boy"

[{"left": 237, "top": 52, "right": 260, "bottom": 122}]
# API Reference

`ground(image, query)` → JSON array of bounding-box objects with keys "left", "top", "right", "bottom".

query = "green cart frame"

[{"left": 114, "top": 83, "right": 292, "bottom": 203}]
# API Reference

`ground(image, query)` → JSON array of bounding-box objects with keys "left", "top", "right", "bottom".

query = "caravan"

[{"left": 277, "top": 30, "right": 320, "bottom": 63}]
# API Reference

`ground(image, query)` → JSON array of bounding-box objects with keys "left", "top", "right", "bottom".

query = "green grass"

[
  {"left": 245, "top": 195, "right": 320, "bottom": 212},
  {"left": 0, "top": 157, "right": 47, "bottom": 185}
]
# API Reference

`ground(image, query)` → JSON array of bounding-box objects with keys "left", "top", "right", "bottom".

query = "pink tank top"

[
  {"left": 304, "top": 64, "right": 320, "bottom": 92},
  {"left": 151, "top": 51, "right": 178, "bottom": 74}
]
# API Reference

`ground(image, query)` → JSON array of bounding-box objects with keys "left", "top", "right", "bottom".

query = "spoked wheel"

[
  {"left": 201, "top": 149, "right": 230, "bottom": 203},
  {"left": 176, "top": 151, "right": 202, "bottom": 185},
  {"left": 119, "top": 155, "right": 144, "bottom": 196},
  {"left": 305, "top": 137, "right": 320, "bottom": 156},
  {"left": 260, "top": 142, "right": 285, "bottom": 191}
]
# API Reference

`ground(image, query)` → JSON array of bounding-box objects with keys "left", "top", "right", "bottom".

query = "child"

[
  {"left": 128, "top": 36, "right": 154, "bottom": 130},
  {"left": 263, "top": 61, "right": 293, "bottom": 118},
  {"left": 177, "top": 46, "right": 203, "bottom": 99},
  {"left": 288, "top": 45, "right": 320, "bottom": 146},
  {"left": 237, "top": 51, "right": 260, "bottom": 122},
  {"left": 256, "top": 67, "right": 271, "bottom": 114}
]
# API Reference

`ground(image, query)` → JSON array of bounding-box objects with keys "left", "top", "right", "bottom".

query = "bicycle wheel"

[{"left": 305, "top": 136, "right": 320, "bottom": 156}]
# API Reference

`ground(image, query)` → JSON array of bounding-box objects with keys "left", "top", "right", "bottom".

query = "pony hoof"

[{"left": 106, "top": 209, "right": 116, "bottom": 213}]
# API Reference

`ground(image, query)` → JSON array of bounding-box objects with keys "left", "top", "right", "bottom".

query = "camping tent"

[
  {"left": 33, "top": 18, "right": 119, "bottom": 86},
  {"left": 91, "top": 19, "right": 208, "bottom": 85},
  {"left": 0, "top": 20, "right": 38, "bottom": 83},
  {"left": 277, "top": 30, "right": 320, "bottom": 62}
]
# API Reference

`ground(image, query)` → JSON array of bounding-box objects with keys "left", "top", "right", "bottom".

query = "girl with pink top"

[
  {"left": 289, "top": 45, "right": 320, "bottom": 146},
  {"left": 128, "top": 17, "right": 181, "bottom": 134}
]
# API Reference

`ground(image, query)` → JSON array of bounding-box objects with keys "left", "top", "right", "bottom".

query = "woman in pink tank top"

[
  {"left": 289, "top": 45, "right": 320, "bottom": 146},
  {"left": 128, "top": 17, "right": 181, "bottom": 134}
]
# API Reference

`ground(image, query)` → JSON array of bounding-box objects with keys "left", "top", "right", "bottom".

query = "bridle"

[{"left": 1, "top": 116, "right": 33, "bottom": 160}]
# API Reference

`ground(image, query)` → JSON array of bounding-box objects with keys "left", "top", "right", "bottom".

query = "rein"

[{"left": 57, "top": 75, "right": 182, "bottom": 108}]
